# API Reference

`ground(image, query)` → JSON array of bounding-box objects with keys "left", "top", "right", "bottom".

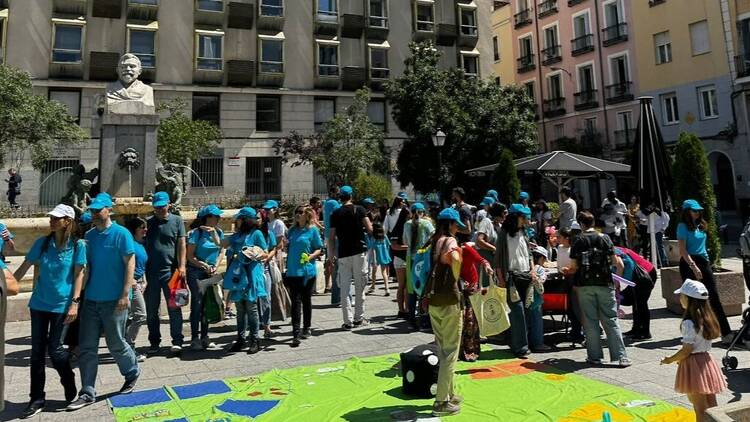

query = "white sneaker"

[
  {"left": 202, "top": 338, "right": 216, "bottom": 349},
  {"left": 190, "top": 339, "right": 203, "bottom": 351},
  {"left": 170, "top": 345, "right": 182, "bottom": 354},
  {"left": 136, "top": 354, "right": 146, "bottom": 362}
]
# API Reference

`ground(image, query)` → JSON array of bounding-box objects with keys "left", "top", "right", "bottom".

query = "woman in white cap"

[{"left": 13, "top": 204, "right": 86, "bottom": 418}]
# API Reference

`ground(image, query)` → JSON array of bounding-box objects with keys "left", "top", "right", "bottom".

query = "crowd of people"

[{"left": 0, "top": 184, "right": 739, "bottom": 420}]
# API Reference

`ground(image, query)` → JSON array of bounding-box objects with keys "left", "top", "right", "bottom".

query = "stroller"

[{"left": 721, "top": 307, "right": 750, "bottom": 370}]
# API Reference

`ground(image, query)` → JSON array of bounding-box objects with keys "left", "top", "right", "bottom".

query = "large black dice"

[{"left": 400, "top": 344, "right": 440, "bottom": 398}]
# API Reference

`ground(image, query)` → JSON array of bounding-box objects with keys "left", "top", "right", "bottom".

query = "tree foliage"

[
  {"left": 386, "top": 41, "right": 537, "bottom": 199},
  {"left": 273, "top": 88, "right": 386, "bottom": 185},
  {"left": 352, "top": 172, "right": 392, "bottom": 204},
  {"left": 156, "top": 98, "right": 223, "bottom": 166},
  {"left": 672, "top": 132, "right": 721, "bottom": 266},
  {"left": 0, "top": 65, "right": 87, "bottom": 169},
  {"left": 490, "top": 149, "right": 520, "bottom": 205}
]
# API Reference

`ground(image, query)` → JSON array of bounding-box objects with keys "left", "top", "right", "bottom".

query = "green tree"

[
  {"left": 490, "top": 149, "right": 520, "bottom": 205},
  {"left": 352, "top": 173, "right": 392, "bottom": 205},
  {"left": 0, "top": 65, "right": 87, "bottom": 169},
  {"left": 386, "top": 41, "right": 537, "bottom": 199},
  {"left": 156, "top": 98, "right": 223, "bottom": 166},
  {"left": 273, "top": 88, "right": 386, "bottom": 185},
  {"left": 672, "top": 132, "right": 721, "bottom": 266}
]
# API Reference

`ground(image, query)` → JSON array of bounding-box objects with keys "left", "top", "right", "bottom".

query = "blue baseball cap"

[
  {"left": 397, "top": 191, "right": 408, "bottom": 200},
  {"left": 198, "top": 204, "right": 223, "bottom": 218},
  {"left": 682, "top": 199, "right": 704, "bottom": 211},
  {"left": 480, "top": 196, "right": 496, "bottom": 206},
  {"left": 362, "top": 197, "right": 375, "bottom": 205},
  {"left": 340, "top": 185, "right": 354, "bottom": 196},
  {"left": 519, "top": 191, "right": 530, "bottom": 201},
  {"left": 88, "top": 192, "right": 114, "bottom": 211},
  {"left": 437, "top": 208, "right": 467, "bottom": 229},
  {"left": 152, "top": 191, "right": 170, "bottom": 208},
  {"left": 411, "top": 202, "right": 426, "bottom": 212},
  {"left": 508, "top": 203, "right": 532, "bottom": 217},
  {"left": 262, "top": 199, "right": 279, "bottom": 210},
  {"left": 234, "top": 207, "right": 258, "bottom": 220},
  {"left": 487, "top": 189, "right": 499, "bottom": 201},
  {"left": 80, "top": 211, "right": 92, "bottom": 224}
]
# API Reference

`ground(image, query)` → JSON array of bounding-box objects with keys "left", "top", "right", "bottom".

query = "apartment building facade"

[{"left": 0, "top": 0, "right": 494, "bottom": 206}]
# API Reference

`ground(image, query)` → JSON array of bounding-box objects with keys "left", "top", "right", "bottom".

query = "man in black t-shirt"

[
  {"left": 451, "top": 187, "right": 473, "bottom": 244},
  {"left": 328, "top": 185, "right": 373, "bottom": 329}
]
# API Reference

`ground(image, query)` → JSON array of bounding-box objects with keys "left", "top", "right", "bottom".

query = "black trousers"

[
  {"left": 629, "top": 270, "right": 656, "bottom": 336},
  {"left": 30, "top": 309, "right": 75, "bottom": 401},
  {"left": 679, "top": 255, "right": 732, "bottom": 336},
  {"left": 284, "top": 276, "right": 315, "bottom": 336}
]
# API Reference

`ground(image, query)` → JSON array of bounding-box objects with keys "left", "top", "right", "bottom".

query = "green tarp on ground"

[{"left": 111, "top": 349, "right": 694, "bottom": 421}]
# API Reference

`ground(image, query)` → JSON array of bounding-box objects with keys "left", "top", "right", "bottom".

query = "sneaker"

[
  {"left": 384, "top": 291, "right": 391, "bottom": 297},
  {"left": 722, "top": 333, "right": 735, "bottom": 345},
  {"left": 397, "top": 311, "right": 409, "bottom": 319},
  {"left": 341, "top": 323, "right": 353, "bottom": 330},
  {"left": 201, "top": 338, "right": 216, "bottom": 350},
  {"left": 136, "top": 354, "right": 147, "bottom": 363},
  {"left": 190, "top": 338, "right": 203, "bottom": 351},
  {"left": 291, "top": 337, "right": 301, "bottom": 348},
  {"left": 263, "top": 331, "right": 273, "bottom": 340},
  {"left": 301, "top": 328, "right": 312, "bottom": 339},
  {"left": 169, "top": 345, "right": 182, "bottom": 354},
  {"left": 229, "top": 340, "right": 246, "bottom": 352},
  {"left": 66, "top": 395, "right": 95, "bottom": 411},
  {"left": 618, "top": 358, "right": 633, "bottom": 368},
  {"left": 366, "top": 287, "right": 375, "bottom": 295},
  {"left": 514, "top": 349, "right": 531, "bottom": 359},
  {"left": 146, "top": 345, "right": 160, "bottom": 356},
  {"left": 21, "top": 399, "right": 45, "bottom": 419},
  {"left": 585, "top": 358, "right": 603, "bottom": 365},
  {"left": 432, "top": 401, "right": 461, "bottom": 417},
  {"left": 449, "top": 394, "right": 464, "bottom": 405},
  {"left": 247, "top": 340, "right": 260, "bottom": 354},
  {"left": 531, "top": 344, "right": 553, "bottom": 352},
  {"left": 632, "top": 333, "right": 653, "bottom": 341},
  {"left": 119, "top": 374, "right": 139, "bottom": 394},
  {"left": 353, "top": 318, "right": 369, "bottom": 327}
]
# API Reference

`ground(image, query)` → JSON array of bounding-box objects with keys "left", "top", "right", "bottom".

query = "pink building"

[{"left": 505, "top": 0, "right": 639, "bottom": 158}]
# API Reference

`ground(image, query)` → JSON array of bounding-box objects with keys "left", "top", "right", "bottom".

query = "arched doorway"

[{"left": 708, "top": 151, "right": 736, "bottom": 211}]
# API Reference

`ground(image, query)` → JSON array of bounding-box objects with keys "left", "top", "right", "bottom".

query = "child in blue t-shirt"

[{"left": 367, "top": 223, "right": 392, "bottom": 296}]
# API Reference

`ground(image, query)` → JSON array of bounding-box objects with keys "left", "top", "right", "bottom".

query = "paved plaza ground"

[{"left": 1, "top": 260, "right": 749, "bottom": 421}]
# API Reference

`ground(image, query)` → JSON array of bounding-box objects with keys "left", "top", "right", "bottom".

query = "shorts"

[{"left": 393, "top": 256, "right": 407, "bottom": 269}]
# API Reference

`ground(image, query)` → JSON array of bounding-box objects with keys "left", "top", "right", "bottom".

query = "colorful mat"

[{"left": 110, "top": 349, "right": 694, "bottom": 421}]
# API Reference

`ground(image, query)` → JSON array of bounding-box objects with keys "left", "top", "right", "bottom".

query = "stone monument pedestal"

[{"left": 99, "top": 114, "right": 159, "bottom": 198}]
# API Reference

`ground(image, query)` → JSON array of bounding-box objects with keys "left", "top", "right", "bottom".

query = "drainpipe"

[
  {"left": 593, "top": 0, "right": 611, "bottom": 157},
  {"left": 532, "top": 3, "right": 549, "bottom": 152}
]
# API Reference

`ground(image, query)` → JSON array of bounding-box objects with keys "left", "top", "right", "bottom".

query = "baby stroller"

[{"left": 722, "top": 307, "right": 750, "bottom": 370}]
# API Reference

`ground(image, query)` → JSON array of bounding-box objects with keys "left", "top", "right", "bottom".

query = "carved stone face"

[{"left": 118, "top": 57, "right": 142, "bottom": 86}]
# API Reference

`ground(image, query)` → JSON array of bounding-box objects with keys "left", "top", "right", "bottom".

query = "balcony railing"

[
  {"left": 735, "top": 54, "right": 750, "bottom": 78},
  {"left": 574, "top": 89, "right": 598, "bottom": 110},
  {"left": 605, "top": 81, "right": 634, "bottom": 104},
  {"left": 602, "top": 22, "right": 628, "bottom": 46},
  {"left": 567, "top": 0, "right": 585, "bottom": 5},
  {"left": 517, "top": 54, "right": 535, "bottom": 73},
  {"left": 543, "top": 97, "right": 566, "bottom": 118},
  {"left": 571, "top": 34, "right": 594, "bottom": 56},
  {"left": 541, "top": 45, "right": 561, "bottom": 65},
  {"left": 538, "top": 0, "right": 557, "bottom": 18},
  {"left": 514, "top": 9, "right": 532, "bottom": 28},
  {"left": 648, "top": 0, "right": 665, "bottom": 6},
  {"left": 614, "top": 128, "right": 636, "bottom": 148}
]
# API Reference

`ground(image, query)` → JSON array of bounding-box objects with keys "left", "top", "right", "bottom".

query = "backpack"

[
  {"left": 423, "top": 238, "right": 461, "bottom": 306},
  {"left": 576, "top": 232, "right": 613, "bottom": 287},
  {"left": 740, "top": 219, "right": 750, "bottom": 257},
  {"left": 411, "top": 243, "right": 432, "bottom": 297}
]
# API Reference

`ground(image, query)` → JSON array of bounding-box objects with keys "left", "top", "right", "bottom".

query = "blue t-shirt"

[
  {"left": 614, "top": 248, "right": 635, "bottom": 281},
  {"left": 85, "top": 222, "right": 136, "bottom": 301},
  {"left": 227, "top": 229, "right": 268, "bottom": 301},
  {"left": 189, "top": 228, "right": 225, "bottom": 266},
  {"left": 676, "top": 223, "right": 709, "bottom": 259},
  {"left": 133, "top": 242, "right": 148, "bottom": 280},
  {"left": 266, "top": 231, "right": 277, "bottom": 249},
  {"left": 286, "top": 226, "right": 323, "bottom": 280},
  {"left": 323, "top": 198, "right": 341, "bottom": 241},
  {"left": 27, "top": 237, "right": 87, "bottom": 313},
  {"left": 0, "top": 222, "right": 14, "bottom": 256},
  {"left": 145, "top": 213, "right": 186, "bottom": 274}
]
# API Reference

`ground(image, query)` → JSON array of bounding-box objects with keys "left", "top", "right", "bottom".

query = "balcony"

[
  {"left": 649, "top": 0, "right": 665, "bottom": 6},
  {"left": 571, "top": 34, "right": 594, "bottom": 56},
  {"left": 436, "top": 24, "right": 457, "bottom": 46},
  {"left": 342, "top": 66, "right": 366, "bottom": 90},
  {"left": 614, "top": 128, "right": 636, "bottom": 149},
  {"left": 314, "top": 63, "right": 340, "bottom": 89},
  {"left": 543, "top": 97, "right": 566, "bottom": 118},
  {"left": 195, "top": 0, "right": 225, "bottom": 26},
  {"left": 53, "top": 0, "right": 87, "bottom": 15},
  {"left": 314, "top": 10, "right": 339, "bottom": 36},
  {"left": 602, "top": 22, "right": 628, "bottom": 47},
  {"left": 517, "top": 54, "right": 535, "bottom": 73},
  {"left": 341, "top": 13, "right": 365, "bottom": 38},
  {"left": 574, "top": 89, "right": 598, "bottom": 111},
  {"left": 735, "top": 54, "right": 750, "bottom": 79},
  {"left": 567, "top": 0, "right": 585, "bottom": 5},
  {"left": 258, "top": 2, "right": 285, "bottom": 31},
  {"left": 605, "top": 81, "right": 634, "bottom": 104},
  {"left": 127, "top": 0, "right": 158, "bottom": 21},
  {"left": 514, "top": 9, "right": 532, "bottom": 29},
  {"left": 538, "top": 0, "right": 557, "bottom": 19},
  {"left": 541, "top": 45, "right": 561, "bottom": 66},
  {"left": 369, "top": 65, "right": 389, "bottom": 91},
  {"left": 494, "top": 0, "right": 510, "bottom": 8}
]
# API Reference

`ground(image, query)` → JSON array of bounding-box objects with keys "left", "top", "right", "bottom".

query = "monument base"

[{"left": 99, "top": 113, "right": 159, "bottom": 199}]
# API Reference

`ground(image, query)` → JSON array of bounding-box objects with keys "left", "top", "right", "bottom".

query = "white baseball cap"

[
  {"left": 571, "top": 221, "right": 582, "bottom": 230},
  {"left": 533, "top": 245, "right": 549, "bottom": 259},
  {"left": 674, "top": 279, "right": 709, "bottom": 300},
  {"left": 48, "top": 204, "right": 75, "bottom": 219}
]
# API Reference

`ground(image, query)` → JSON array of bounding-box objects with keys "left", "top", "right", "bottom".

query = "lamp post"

[{"left": 432, "top": 129, "right": 447, "bottom": 206}]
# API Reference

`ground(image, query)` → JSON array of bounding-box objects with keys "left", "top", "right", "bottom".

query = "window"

[
  {"left": 192, "top": 93, "right": 220, "bottom": 126},
  {"left": 128, "top": 28, "right": 156, "bottom": 68},
  {"left": 524, "top": 81, "right": 535, "bottom": 102},
  {"left": 548, "top": 73, "right": 562, "bottom": 99},
  {"left": 246, "top": 157, "right": 282, "bottom": 198},
  {"left": 494, "top": 76, "right": 501, "bottom": 85},
  {"left": 0, "top": 17, "right": 6, "bottom": 64},
  {"left": 661, "top": 92, "right": 679, "bottom": 125},
  {"left": 543, "top": 25, "right": 558, "bottom": 50},
  {"left": 197, "top": 0, "right": 223, "bottom": 11},
  {"left": 603, "top": 0, "right": 623, "bottom": 28},
  {"left": 616, "top": 111, "right": 632, "bottom": 131},
  {"left": 260, "top": 0, "right": 283, "bottom": 17},
  {"left": 49, "top": 90, "right": 81, "bottom": 123},
  {"left": 314, "top": 97, "right": 336, "bottom": 132},
  {"left": 191, "top": 152, "right": 224, "bottom": 188},
  {"left": 689, "top": 20, "right": 710, "bottom": 55},
  {"left": 367, "top": 99, "right": 386, "bottom": 130},
  {"left": 368, "top": 0, "right": 388, "bottom": 28},
  {"left": 52, "top": 23, "right": 84, "bottom": 63},
  {"left": 259, "top": 38, "right": 284, "bottom": 73},
  {"left": 257, "top": 95, "right": 281, "bottom": 132},
  {"left": 583, "top": 117, "right": 597, "bottom": 132},
  {"left": 577, "top": 64, "right": 595, "bottom": 91},
  {"left": 553, "top": 123, "right": 564, "bottom": 140},
  {"left": 40, "top": 159, "right": 80, "bottom": 206},
  {"left": 317, "top": 0, "right": 337, "bottom": 22},
  {"left": 610, "top": 54, "right": 629, "bottom": 84},
  {"left": 415, "top": 2, "right": 434, "bottom": 32},
  {"left": 573, "top": 11, "right": 590, "bottom": 39},
  {"left": 698, "top": 86, "right": 718, "bottom": 119},
  {"left": 461, "top": 52, "right": 479, "bottom": 77},
  {"left": 519, "top": 35, "right": 533, "bottom": 58},
  {"left": 317, "top": 42, "right": 339, "bottom": 76},
  {"left": 370, "top": 47, "right": 389, "bottom": 79},
  {"left": 129, "top": 0, "right": 158, "bottom": 4},
  {"left": 459, "top": 6, "right": 478, "bottom": 36},
  {"left": 492, "top": 36, "right": 500, "bottom": 61},
  {"left": 654, "top": 31, "right": 672, "bottom": 64},
  {"left": 196, "top": 31, "right": 223, "bottom": 70}
]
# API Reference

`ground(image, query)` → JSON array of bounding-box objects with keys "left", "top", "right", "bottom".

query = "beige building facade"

[{"left": 1, "top": 0, "right": 494, "bottom": 206}]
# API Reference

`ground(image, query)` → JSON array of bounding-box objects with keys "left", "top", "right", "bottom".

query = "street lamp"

[{"left": 432, "top": 129, "right": 447, "bottom": 206}]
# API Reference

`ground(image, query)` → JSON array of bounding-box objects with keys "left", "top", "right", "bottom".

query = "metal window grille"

[
  {"left": 245, "top": 157, "right": 282, "bottom": 199},
  {"left": 313, "top": 168, "right": 328, "bottom": 195},
  {"left": 39, "top": 159, "right": 79, "bottom": 206},
  {"left": 191, "top": 156, "right": 224, "bottom": 188}
]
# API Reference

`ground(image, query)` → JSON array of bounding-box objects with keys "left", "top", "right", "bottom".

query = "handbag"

[
  {"left": 167, "top": 271, "right": 189, "bottom": 309},
  {"left": 469, "top": 283, "right": 511, "bottom": 337},
  {"left": 268, "top": 260, "right": 283, "bottom": 285}
]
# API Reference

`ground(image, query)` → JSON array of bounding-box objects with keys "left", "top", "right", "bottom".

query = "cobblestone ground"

[{"left": 2, "top": 260, "right": 749, "bottom": 421}]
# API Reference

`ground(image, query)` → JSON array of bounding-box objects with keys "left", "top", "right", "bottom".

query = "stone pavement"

[{"left": 2, "top": 262, "right": 749, "bottom": 421}]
